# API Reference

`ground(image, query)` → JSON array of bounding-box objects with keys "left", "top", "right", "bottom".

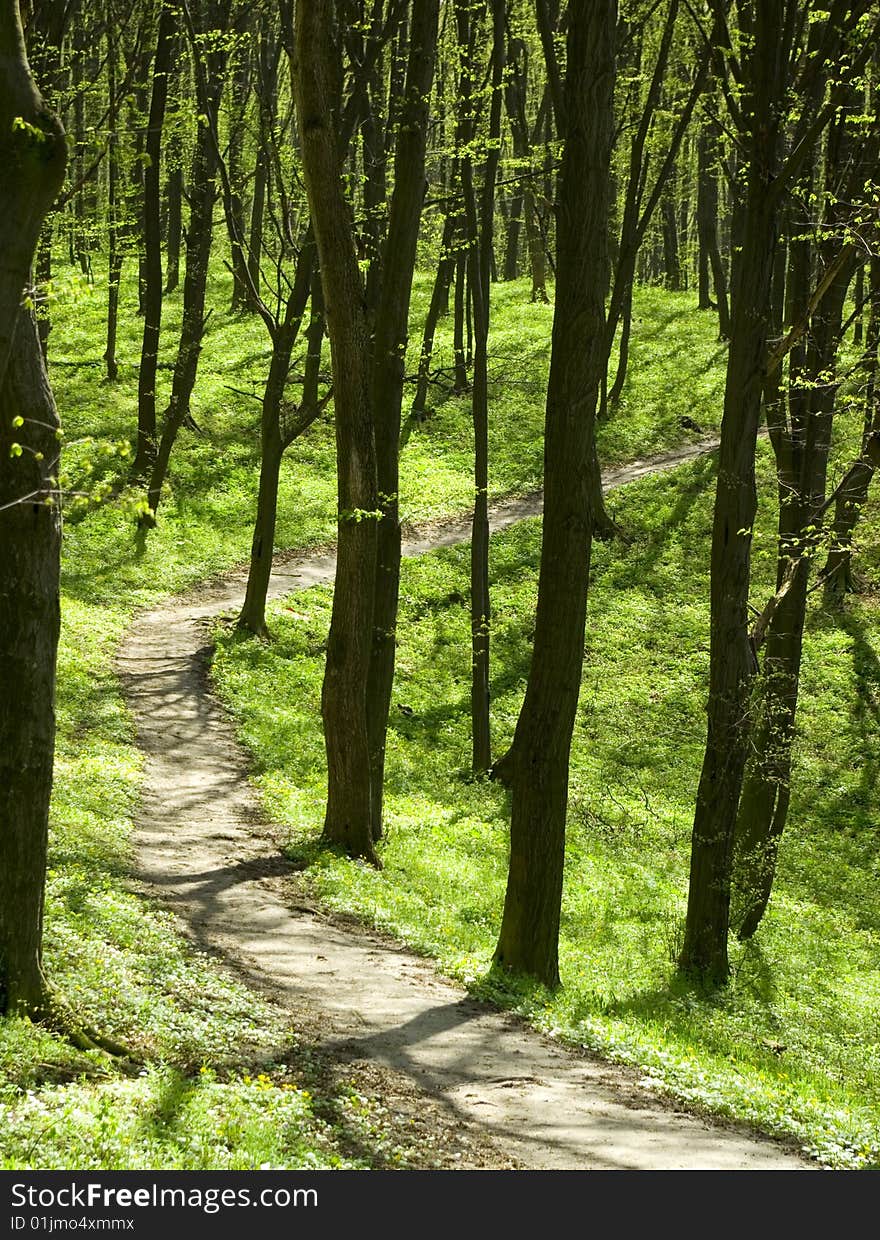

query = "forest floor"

[{"left": 118, "top": 438, "right": 810, "bottom": 1170}]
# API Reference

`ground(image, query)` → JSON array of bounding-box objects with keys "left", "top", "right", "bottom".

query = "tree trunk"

[
  {"left": 823, "top": 255, "right": 880, "bottom": 603},
  {"left": 503, "top": 189, "right": 522, "bottom": 281},
  {"left": 493, "top": 0, "right": 616, "bottom": 988},
  {"left": 453, "top": 245, "right": 468, "bottom": 392},
  {"left": 104, "top": 5, "right": 122, "bottom": 382},
  {"left": 366, "top": 0, "right": 441, "bottom": 841},
  {"left": 662, "top": 191, "right": 680, "bottom": 290},
  {"left": 238, "top": 238, "right": 317, "bottom": 636},
  {"left": 0, "top": 0, "right": 67, "bottom": 1016},
  {"left": 679, "top": 0, "right": 787, "bottom": 985},
  {"left": 164, "top": 162, "right": 182, "bottom": 294},
  {"left": 411, "top": 209, "right": 455, "bottom": 419},
  {"left": 134, "top": 0, "right": 175, "bottom": 475},
  {"left": 734, "top": 100, "right": 871, "bottom": 937},
  {"left": 458, "top": 0, "right": 504, "bottom": 774},
  {"left": 227, "top": 12, "right": 252, "bottom": 312},
  {"left": 143, "top": 0, "right": 230, "bottom": 522},
  {"left": 294, "top": 0, "right": 379, "bottom": 864}
]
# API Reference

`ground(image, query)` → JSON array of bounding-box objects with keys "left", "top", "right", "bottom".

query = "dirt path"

[{"left": 118, "top": 440, "right": 811, "bottom": 1171}]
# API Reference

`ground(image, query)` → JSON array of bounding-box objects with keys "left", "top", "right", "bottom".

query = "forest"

[{"left": 0, "top": 0, "right": 878, "bottom": 1178}]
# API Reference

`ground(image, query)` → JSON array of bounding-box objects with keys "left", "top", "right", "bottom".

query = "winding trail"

[{"left": 118, "top": 439, "right": 811, "bottom": 1171}]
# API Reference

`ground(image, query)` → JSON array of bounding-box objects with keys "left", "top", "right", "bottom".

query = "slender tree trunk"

[
  {"left": 662, "top": 190, "right": 680, "bottom": 290},
  {"left": 143, "top": 0, "right": 230, "bottom": 521},
  {"left": 238, "top": 238, "right": 317, "bottom": 636},
  {"left": 698, "top": 120, "right": 730, "bottom": 336},
  {"left": 503, "top": 189, "right": 522, "bottom": 281},
  {"left": 823, "top": 256, "right": 880, "bottom": 603},
  {"left": 164, "top": 162, "right": 182, "bottom": 294},
  {"left": 134, "top": 0, "right": 175, "bottom": 475},
  {"left": 227, "top": 11, "right": 252, "bottom": 312},
  {"left": 366, "top": 0, "right": 441, "bottom": 841},
  {"left": 411, "top": 209, "right": 456, "bottom": 418},
  {"left": 853, "top": 261, "right": 865, "bottom": 348},
  {"left": 460, "top": 0, "right": 504, "bottom": 773},
  {"left": 453, "top": 245, "right": 468, "bottom": 392},
  {"left": 245, "top": 18, "right": 278, "bottom": 312},
  {"left": 104, "top": 9, "right": 123, "bottom": 382},
  {"left": 679, "top": 0, "right": 787, "bottom": 985},
  {"left": 493, "top": 0, "right": 616, "bottom": 988},
  {"left": 0, "top": 0, "right": 67, "bottom": 1017},
  {"left": 734, "top": 101, "right": 872, "bottom": 937}
]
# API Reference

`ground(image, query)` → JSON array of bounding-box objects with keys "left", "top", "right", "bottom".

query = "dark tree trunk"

[
  {"left": 227, "top": 12, "right": 252, "bottom": 313},
  {"left": 134, "top": 0, "right": 175, "bottom": 476},
  {"left": 679, "top": 0, "right": 787, "bottom": 986},
  {"left": 246, "top": 17, "right": 279, "bottom": 311},
  {"left": 823, "top": 256, "right": 880, "bottom": 603},
  {"left": 366, "top": 0, "right": 441, "bottom": 841},
  {"left": 697, "top": 122, "right": 731, "bottom": 336},
  {"left": 294, "top": 0, "right": 379, "bottom": 865},
  {"left": 504, "top": 45, "right": 549, "bottom": 304},
  {"left": 503, "top": 189, "right": 522, "bottom": 281},
  {"left": 411, "top": 209, "right": 456, "bottom": 418},
  {"left": 71, "top": 13, "right": 90, "bottom": 278},
  {"left": 237, "top": 237, "right": 317, "bottom": 636},
  {"left": 493, "top": 0, "right": 616, "bottom": 988},
  {"left": 144, "top": 0, "right": 230, "bottom": 522},
  {"left": 734, "top": 101, "right": 874, "bottom": 938},
  {"left": 853, "top": 261, "right": 865, "bottom": 348},
  {"left": 606, "top": 283, "right": 632, "bottom": 410},
  {"left": 662, "top": 191, "right": 681, "bottom": 290},
  {"left": 0, "top": 0, "right": 67, "bottom": 1017},
  {"left": 104, "top": 6, "right": 122, "bottom": 381},
  {"left": 164, "top": 162, "right": 182, "bottom": 294},
  {"left": 453, "top": 245, "right": 468, "bottom": 392},
  {"left": 697, "top": 128, "right": 713, "bottom": 309},
  {"left": 469, "top": 0, "right": 504, "bottom": 773}
]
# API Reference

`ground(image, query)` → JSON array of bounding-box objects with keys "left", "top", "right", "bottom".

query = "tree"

[
  {"left": 679, "top": 0, "right": 876, "bottom": 983},
  {"left": 733, "top": 82, "right": 880, "bottom": 938},
  {"left": 0, "top": 0, "right": 67, "bottom": 1015},
  {"left": 492, "top": 0, "right": 617, "bottom": 988},
  {"left": 294, "top": 0, "right": 441, "bottom": 860},
  {"left": 293, "top": 0, "right": 381, "bottom": 864},
  {"left": 134, "top": 0, "right": 176, "bottom": 476}
]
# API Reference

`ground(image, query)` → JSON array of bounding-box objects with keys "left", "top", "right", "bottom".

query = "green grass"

[
  {"left": 1, "top": 253, "right": 728, "bottom": 1169},
  {"left": 212, "top": 439, "right": 880, "bottom": 1170}
]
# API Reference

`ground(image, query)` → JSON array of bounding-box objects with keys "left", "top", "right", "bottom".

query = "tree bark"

[
  {"left": 294, "top": 0, "right": 379, "bottom": 864},
  {"left": 734, "top": 98, "right": 873, "bottom": 937},
  {"left": 0, "top": 0, "right": 67, "bottom": 1016},
  {"left": 237, "top": 237, "right": 317, "bottom": 636},
  {"left": 366, "top": 0, "right": 441, "bottom": 840},
  {"left": 679, "top": 0, "right": 787, "bottom": 985},
  {"left": 411, "top": 208, "right": 455, "bottom": 419},
  {"left": 134, "top": 0, "right": 176, "bottom": 475},
  {"left": 822, "top": 264, "right": 880, "bottom": 603},
  {"left": 104, "top": 3, "right": 122, "bottom": 381},
  {"left": 143, "top": 0, "right": 230, "bottom": 522},
  {"left": 493, "top": 0, "right": 616, "bottom": 988}
]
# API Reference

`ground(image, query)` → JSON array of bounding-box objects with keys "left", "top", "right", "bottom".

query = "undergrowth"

[{"left": 2, "top": 256, "right": 741, "bottom": 1168}]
